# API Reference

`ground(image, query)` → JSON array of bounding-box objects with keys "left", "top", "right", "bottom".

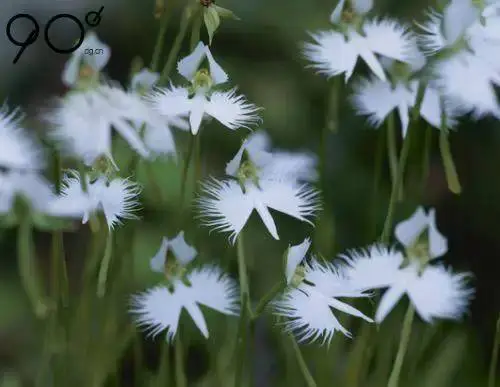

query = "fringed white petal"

[
  {"left": 375, "top": 283, "right": 407, "bottom": 323},
  {"left": 362, "top": 19, "right": 414, "bottom": 63},
  {"left": 146, "top": 84, "right": 193, "bottom": 117},
  {"left": 205, "top": 89, "right": 261, "bottom": 130}
]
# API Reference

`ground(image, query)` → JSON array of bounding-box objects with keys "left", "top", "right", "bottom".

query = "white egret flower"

[
  {"left": 273, "top": 259, "right": 373, "bottom": 344},
  {"left": 285, "top": 237, "right": 311, "bottom": 285},
  {"left": 351, "top": 76, "right": 459, "bottom": 136},
  {"left": 62, "top": 32, "right": 111, "bottom": 86},
  {"left": 197, "top": 178, "right": 320, "bottom": 243},
  {"left": 343, "top": 245, "right": 473, "bottom": 323},
  {"left": 150, "top": 231, "right": 198, "bottom": 272},
  {"left": 131, "top": 265, "right": 239, "bottom": 342},
  {"left": 394, "top": 206, "right": 448, "bottom": 259},
  {"left": 47, "top": 85, "right": 159, "bottom": 166},
  {"left": 0, "top": 170, "right": 54, "bottom": 214},
  {"left": 304, "top": 19, "right": 415, "bottom": 82},
  {"left": 0, "top": 105, "right": 44, "bottom": 170},
  {"left": 225, "top": 130, "right": 318, "bottom": 182},
  {"left": 146, "top": 43, "right": 260, "bottom": 135},
  {"left": 47, "top": 171, "right": 141, "bottom": 229}
]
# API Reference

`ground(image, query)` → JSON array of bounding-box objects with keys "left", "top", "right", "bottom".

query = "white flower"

[
  {"left": 351, "top": 77, "right": 459, "bottom": 136},
  {"left": 197, "top": 178, "right": 320, "bottom": 243},
  {"left": 343, "top": 246, "right": 473, "bottom": 323},
  {"left": 285, "top": 237, "right": 311, "bottom": 285},
  {"left": 177, "top": 41, "right": 228, "bottom": 85},
  {"left": 225, "top": 130, "right": 318, "bottom": 182},
  {"left": 47, "top": 85, "right": 159, "bottom": 166},
  {"left": 0, "top": 106, "right": 44, "bottom": 170},
  {"left": 273, "top": 259, "right": 373, "bottom": 344},
  {"left": 330, "top": 0, "right": 373, "bottom": 24},
  {"left": 304, "top": 19, "right": 414, "bottom": 82},
  {"left": 0, "top": 170, "right": 54, "bottom": 214},
  {"left": 131, "top": 69, "right": 160, "bottom": 93},
  {"left": 47, "top": 171, "right": 141, "bottom": 229},
  {"left": 147, "top": 84, "right": 261, "bottom": 135},
  {"left": 150, "top": 231, "right": 198, "bottom": 272},
  {"left": 62, "top": 32, "right": 111, "bottom": 86},
  {"left": 394, "top": 206, "right": 448, "bottom": 259},
  {"left": 130, "top": 265, "right": 239, "bottom": 341}
]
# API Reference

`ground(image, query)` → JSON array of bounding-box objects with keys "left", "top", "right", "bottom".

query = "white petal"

[
  {"left": 225, "top": 139, "right": 248, "bottom": 177},
  {"left": 130, "top": 286, "right": 183, "bottom": 342},
  {"left": 330, "top": 0, "right": 347, "bottom": 24},
  {"left": 415, "top": 9, "right": 448, "bottom": 55},
  {"left": 0, "top": 106, "right": 44, "bottom": 170},
  {"left": 197, "top": 179, "right": 255, "bottom": 244},
  {"left": 352, "top": 0, "right": 373, "bottom": 14},
  {"left": 205, "top": 89, "right": 261, "bottom": 130},
  {"left": 204, "top": 46, "right": 229, "bottom": 85},
  {"left": 189, "top": 93, "right": 207, "bottom": 135},
  {"left": 183, "top": 300, "right": 210, "bottom": 338},
  {"left": 327, "top": 298, "right": 373, "bottom": 322},
  {"left": 363, "top": 19, "right": 413, "bottom": 63},
  {"left": 350, "top": 30, "right": 387, "bottom": 81},
  {"left": 113, "top": 119, "right": 150, "bottom": 158},
  {"left": 186, "top": 266, "right": 240, "bottom": 315},
  {"left": 407, "top": 265, "right": 473, "bottom": 322},
  {"left": 253, "top": 197, "right": 280, "bottom": 240},
  {"left": 426, "top": 209, "right": 448, "bottom": 258},
  {"left": 150, "top": 237, "right": 169, "bottom": 273},
  {"left": 146, "top": 84, "right": 193, "bottom": 117},
  {"left": 443, "top": 0, "right": 478, "bottom": 45},
  {"left": 397, "top": 101, "right": 411, "bottom": 138},
  {"left": 46, "top": 172, "right": 93, "bottom": 218},
  {"left": 256, "top": 180, "right": 321, "bottom": 225},
  {"left": 143, "top": 123, "right": 177, "bottom": 158},
  {"left": 419, "top": 86, "right": 459, "bottom": 129},
  {"left": 131, "top": 69, "right": 160, "bottom": 92},
  {"left": 303, "top": 31, "right": 359, "bottom": 81},
  {"left": 169, "top": 231, "right": 197, "bottom": 265},
  {"left": 375, "top": 284, "right": 406, "bottom": 323},
  {"left": 177, "top": 42, "right": 207, "bottom": 81},
  {"left": 394, "top": 206, "right": 429, "bottom": 248},
  {"left": 258, "top": 152, "right": 319, "bottom": 183},
  {"left": 342, "top": 244, "right": 404, "bottom": 290},
  {"left": 285, "top": 238, "right": 311, "bottom": 285}
]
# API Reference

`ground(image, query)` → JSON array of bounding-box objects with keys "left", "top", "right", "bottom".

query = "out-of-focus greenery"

[{"left": 0, "top": 0, "right": 499, "bottom": 386}]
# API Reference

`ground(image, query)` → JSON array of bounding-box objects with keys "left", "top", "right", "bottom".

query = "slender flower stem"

[
  {"left": 97, "top": 230, "right": 114, "bottom": 297},
  {"left": 234, "top": 233, "right": 250, "bottom": 387},
  {"left": 179, "top": 134, "right": 196, "bottom": 209},
  {"left": 252, "top": 281, "right": 285, "bottom": 319},
  {"left": 420, "top": 124, "right": 432, "bottom": 194},
  {"left": 439, "top": 99, "right": 461, "bottom": 194},
  {"left": 156, "top": 338, "right": 171, "bottom": 386},
  {"left": 488, "top": 314, "right": 500, "bottom": 387},
  {"left": 290, "top": 335, "right": 317, "bottom": 387},
  {"left": 159, "top": 7, "right": 192, "bottom": 85},
  {"left": 370, "top": 126, "right": 385, "bottom": 239},
  {"left": 18, "top": 213, "right": 49, "bottom": 318},
  {"left": 150, "top": 12, "right": 172, "bottom": 72},
  {"left": 175, "top": 335, "right": 187, "bottom": 387},
  {"left": 387, "top": 305, "right": 415, "bottom": 387},
  {"left": 386, "top": 112, "right": 402, "bottom": 201}
]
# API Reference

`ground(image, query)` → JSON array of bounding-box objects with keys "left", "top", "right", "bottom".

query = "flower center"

[
  {"left": 290, "top": 265, "right": 306, "bottom": 288},
  {"left": 191, "top": 69, "right": 213, "bottom": 92},
  {"left": 237, "top": 159, "right": 260, "bottom": 191}
]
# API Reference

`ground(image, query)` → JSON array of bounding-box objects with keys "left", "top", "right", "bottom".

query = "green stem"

[
  {"left": 150, "top": 12, "right": 172, "bottom": 72},
  {"left": 96, "top": 230, "right": 114, "bottom": 298},
  {"left": 290, "top": 335, "right": 317, "bottom": 387},
  {"left": 159, "top": 7, "right": 192, "bottom": 85},
  {"left": 175, "top": 335, "right": 187, "bottom": 387},
  {"left": 420, "top": 124, "right": 432, "bottom": 194},
  {"left": 234, "top": 233, "right": 250, "bottom": 386},
  {"left": 18, "top": 215, "right": 49, "bottom": 318},
  {"left": 488, "top": 314, "right": 500, "bottom": 387},
  {"left": 439, "top": 99, "right": 461, "bottom": 194},
  {"left": 386, "top": 112, "right": 403, "bottom": 201},
  {"left": 252, "top": 281, "right": 285, "bottom": 319},
  {"left": 370, "top": 125, "right": 385, "bottom": 239},
  {"left": 326, "top": 78, "right": 340, "bottom": 132},
  {"left": 156, "top": 338, "right": 171, "bottom": 386},
  {"left": 179, "top": 135, "right": 196, "bottom": 209},
  {"left": 190, "top": 10, "right": 202, "bottom": 51},
  {"left": 387, "top": 305, "right": 415, "bottom": 387}
]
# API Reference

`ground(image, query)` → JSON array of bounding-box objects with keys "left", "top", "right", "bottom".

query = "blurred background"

[{"left": 0, "top": 0, "right": 499, "bottom": 386}]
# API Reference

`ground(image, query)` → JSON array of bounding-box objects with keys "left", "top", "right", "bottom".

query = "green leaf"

[
  {"left": 214, "top": 5, "right": 240, "bottom": 20},
  {"left": 203, "top": 6, "right": 221, "bottom": 44}
]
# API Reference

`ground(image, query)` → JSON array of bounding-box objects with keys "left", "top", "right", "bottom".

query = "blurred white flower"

[
  {"left": 131, "top": 265, "right": 239, "bottom": 341},
  {"left": 273, "top": 259, "right": 373, "bottom": 344},
  {"left": 0, "top": 170, "right": 54, "bottom": 214},
  {"left": 150, "top": 231, "right": 198, "bottom": 273},
  {"left": 47, "top": 171, "right": 141, "bottom": 229},
  {"left": 285, "top": 237, "right": 311, "bottom": 285},
  {"left": 304, "top": 19, "right": 414, "bottom": 82},
  {"left": 0, "top": 105, "right": 44, "bottom": 170},
  {"left": 62, "top": 32, "right": 111, "bottom": 86},
  {"left": 351, "top": 77, "right": 459, "bottom": 136},
  {"left": 177, "top": 41, "right": 228, "bottom": 85},
  {"left": 225, "top": 130, "right": 318, "bottom": 182},
  {"left": 131, "top": 69, "right": 160, "bottom": 93},
  {"left": 394, "top": 206, "right": 448, "bottom": 259},
  {"left": 147, "top": 84, "right": 260, "bottom": 135},
  {"left": 47, "top": 85, "right": 158, "bottom": 166},
  {"left": 343, "top": 246, "right": 473, "bottom": 323},
  {"left": 330, "top": 0, "right": 374, "bottom": 24},
  {"left": 198, "top": 178, "right": 320, "bottom": 243}
]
